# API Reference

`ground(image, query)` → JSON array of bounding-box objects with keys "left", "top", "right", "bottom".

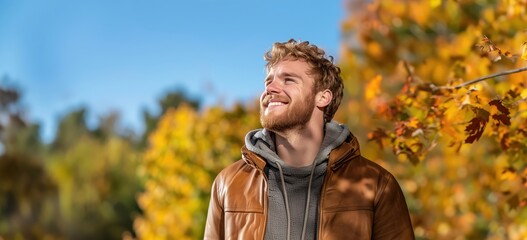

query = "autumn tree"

[
  {"left": 339, "top": 0, "right": 527, "bottom": 239},
  {"left": 134, "top": 103, "right": 260, "bottom": 239},
  {"left": 140, "top": 89, "right": 201, "bottom": 148}
]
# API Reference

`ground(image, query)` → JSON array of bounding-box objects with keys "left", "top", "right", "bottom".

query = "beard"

[{"left": 260, "top": 92, "right": 316, "bottom": 132}]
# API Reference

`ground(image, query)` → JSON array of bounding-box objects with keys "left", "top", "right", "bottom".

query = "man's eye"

[{"left": 285, "top": 78, "right": 294, "bottom": 83}]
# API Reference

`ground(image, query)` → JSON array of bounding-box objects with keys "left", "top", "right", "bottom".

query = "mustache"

[{"left": 262, "top": 94, "right": 288, "bottom": 106}]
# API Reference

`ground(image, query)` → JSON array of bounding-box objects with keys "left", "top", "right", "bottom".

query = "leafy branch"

[
  {"left": 438, "top": 66, "right": 527, "bottom": 90},
  {"left": 400, "top": 62, "right": 527, "bottom": 92}
]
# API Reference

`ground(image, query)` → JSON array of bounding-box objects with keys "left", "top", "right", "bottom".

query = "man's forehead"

[{"left": 267, "top": 59, "right": 311, "bottom": 74}]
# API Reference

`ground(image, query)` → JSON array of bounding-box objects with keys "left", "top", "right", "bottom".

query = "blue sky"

[{"left": 0, "top": 0, "right": 344, "bottom": 142}]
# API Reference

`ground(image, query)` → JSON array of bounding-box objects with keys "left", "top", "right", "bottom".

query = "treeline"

[{"left": 0, "top": 82, "right": 200, "bottom": 239}]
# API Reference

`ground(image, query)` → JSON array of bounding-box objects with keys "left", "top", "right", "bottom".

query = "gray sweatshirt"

[{"left": 245, "top": 121, "right": 350, "bottom": 240}]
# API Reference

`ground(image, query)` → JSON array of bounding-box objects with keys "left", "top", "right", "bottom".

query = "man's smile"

[{"left": 263, "top": 95, "right": 290, "bottom": 114}]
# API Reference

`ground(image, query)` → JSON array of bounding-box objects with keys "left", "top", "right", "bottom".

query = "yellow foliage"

[
  {"left": 341, "top": 0, "right": 527, "bottom": 238},
  {"left": 134, "top": 104, "right": 260, "bottom": 239}
]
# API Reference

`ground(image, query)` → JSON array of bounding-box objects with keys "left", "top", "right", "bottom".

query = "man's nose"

[{"left": 265, "top": 80, "right": 281, "bottom": 94}]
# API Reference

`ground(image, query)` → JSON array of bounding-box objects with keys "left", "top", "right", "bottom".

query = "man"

[{"left": 204, "top": 39, "right": 414, "bottom": 240}]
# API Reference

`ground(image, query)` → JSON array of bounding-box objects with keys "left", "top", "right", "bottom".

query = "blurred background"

[{"left": 1, "top": 0, "right": 526, "bottom": 239}]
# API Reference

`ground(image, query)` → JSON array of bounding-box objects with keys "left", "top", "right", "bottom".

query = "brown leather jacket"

[{"left": 204, "top": 135, "right": 414, "bottom": 240}]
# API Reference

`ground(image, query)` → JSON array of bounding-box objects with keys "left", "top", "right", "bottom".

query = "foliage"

[
  {"left": 46, "top": 109, "right": 142, "bottom": 239},
  {"left": 134, "top": 103, "right": 260, "bottom": 239},
  {"left": 0, "top": 82, "right": 61, "bottom": 239},
  {"left": 140, "top": 90, "right": 201, "bottom": 149},
  {"left": 0, "top": 82, "right": 143, "bottom": 239},
  {"left": 340, "top": 0, "right": 527, "bottom": 239},
  {"left": 0, "top": 82, "right": 44, "bottom": 156},
  {"left": 0, "top": 153, "right": 60, "bottom": 239}
]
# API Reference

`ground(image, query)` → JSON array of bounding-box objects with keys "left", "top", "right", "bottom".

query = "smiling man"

[{"left": 204, "top": 39, "right": 414, "bottom": 240}]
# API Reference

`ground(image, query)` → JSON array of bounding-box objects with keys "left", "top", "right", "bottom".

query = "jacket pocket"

[
  {"left": 320, "top": 209, "right": 374, "bottom": 240},
  {"left": 224, "top": 211, "right": 265, "bottom": 240}
]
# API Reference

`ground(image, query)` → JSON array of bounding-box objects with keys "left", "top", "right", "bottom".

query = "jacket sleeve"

[
  {"left": 204, "top": 174, "right": 225, "bottom": 240},
  {"left": 372, "top": 173, "right": 415, "bottom": 240}
]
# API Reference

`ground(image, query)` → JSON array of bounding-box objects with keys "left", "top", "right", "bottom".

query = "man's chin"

[
  {"left": 261, "top": 118, "right": 282, "bottom": 130},
  {"left": 263, "top": 106, "right": 287, "bottom": 116},
  {"left": 261, "top": 118, "right": 297, "bottom": 132}
]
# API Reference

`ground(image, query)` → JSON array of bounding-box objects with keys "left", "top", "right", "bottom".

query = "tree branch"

[{"left": 439, "top": 66, "right": 527, "bottom": 90}]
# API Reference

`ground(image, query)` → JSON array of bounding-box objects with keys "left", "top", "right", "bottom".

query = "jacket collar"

[
  {"left": 241, "top": 132, "right": 361, "bottom": 171},
  {"left": 242, "top": 146, "right": 267, "bottom": 170},
  {"left": 327, "top": 133, "right": 361, "bottom": 171}
]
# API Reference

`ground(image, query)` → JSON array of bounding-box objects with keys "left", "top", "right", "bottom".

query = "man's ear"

[{"left": 315, "top": 89, "right": 332, "bottom": 108}]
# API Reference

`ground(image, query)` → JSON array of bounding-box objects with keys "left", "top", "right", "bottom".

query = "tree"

[
  {"left": 47, "top": 111, "right": 142, "bottom": 239},
  {"left": 0, "top": 81, "right": 61, "bottom": 239},
  {"left": 0, "top": 80, "right": 45, "bottom": 156},
  {"left": 1, "top": 80, "right": 144, "bottom": 239},
  {"left": 140, "top": 89, "right": 201, "bottom": 149},
  {"left": 134, "top": 102, "right": 260, "bottom": 239},
  {"left": 339, "top": 0, "right": 527, "bottom": 238},
  {"left": 51, "top": 108, "right": 91, "bottom": 151}
]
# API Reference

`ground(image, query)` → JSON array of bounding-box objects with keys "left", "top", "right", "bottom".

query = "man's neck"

[{"left": 273, "top": 122, "right": 325, "bottom": 168}]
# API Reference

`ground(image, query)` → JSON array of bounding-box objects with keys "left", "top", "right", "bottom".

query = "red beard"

[{"left": 260, "top": 92, "right": 315, "bottom": 132}]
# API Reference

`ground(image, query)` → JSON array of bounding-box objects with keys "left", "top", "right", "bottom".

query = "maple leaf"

[
  {"left": 464, "top": 107, "right": 490, "bottom": 143},
  {"left": 492, "top": 114, "right": 511, "bottom": 126},
  {"left": 489, "top": 99, "right": 511, "bottom": 126},
  {"left": 489, "top": 99, "right": 510, "bottom": 115}
]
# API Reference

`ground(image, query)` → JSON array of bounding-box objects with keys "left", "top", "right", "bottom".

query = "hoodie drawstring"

[
  {"left": 276, "top": 163, "right": 291, "bottom": 240},
  {"left": 301, "top": 161, "right": 317, "bottom": 240},
  {"left": 277, "top": 159, "right": 318, "bottom": 240}
]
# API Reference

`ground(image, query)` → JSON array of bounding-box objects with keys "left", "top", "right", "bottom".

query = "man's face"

[{"left": 260, "top": 59, "right": 317, "bottom": 132}]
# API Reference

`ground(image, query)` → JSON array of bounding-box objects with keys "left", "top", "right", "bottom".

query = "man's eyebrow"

[
  {"left": 281, "top": 72, "right": 302, "bottom": 79},
  {"left": 264, "top": 72, "right": 303, "bottom": 83}
]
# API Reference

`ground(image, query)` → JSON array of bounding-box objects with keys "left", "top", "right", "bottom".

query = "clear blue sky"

[{"left": 0, "top": 0, "right": 344, "bottom": 142}]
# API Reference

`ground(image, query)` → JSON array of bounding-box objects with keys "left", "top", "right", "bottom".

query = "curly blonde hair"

[{"left": 264, "top": 39, "right": 344, "bottom": 123}]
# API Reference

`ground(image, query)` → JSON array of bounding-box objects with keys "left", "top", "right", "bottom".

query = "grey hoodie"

[{"left": 245, "top": 121, "right": 350, "bottom": 240}]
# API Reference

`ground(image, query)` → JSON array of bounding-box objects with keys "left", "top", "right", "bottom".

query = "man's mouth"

[
  {"left": 262, "top": 95, "right": 289, "bottom": 112},
  {"left": 268, "top": 101, "right": 286, "bottom": 107}
]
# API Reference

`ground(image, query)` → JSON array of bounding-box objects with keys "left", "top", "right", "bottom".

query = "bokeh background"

[{"left": 1, "top": 0, "right": 526, "bottom": 239}]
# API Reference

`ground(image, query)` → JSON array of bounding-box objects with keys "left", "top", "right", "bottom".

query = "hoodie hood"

[
  {"left": 244, "top": 120, "right": 350, "bottom": 169},
  {"left": 244, "top": 121, "right": 351, "bottom": 240}
]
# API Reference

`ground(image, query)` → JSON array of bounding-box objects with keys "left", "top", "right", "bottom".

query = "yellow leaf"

[
  {"left": 365, "top": 75, "right": 382, "bottom": 102},
  {"left": 521, "top": 42, "right": 527, "bottom": 60}
]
